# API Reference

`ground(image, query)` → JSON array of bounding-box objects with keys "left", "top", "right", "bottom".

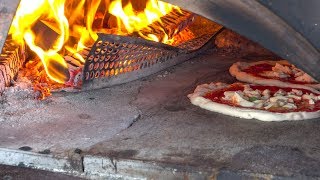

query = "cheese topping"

[
  {"left": 222, "top": 86, "right": 320, "bottom": 110},
  {"left": 189, "top": 82, "right": 320, "bottom": 121},
  {"left": 259, "top": 63, "right": 317, "bottom": 83}
]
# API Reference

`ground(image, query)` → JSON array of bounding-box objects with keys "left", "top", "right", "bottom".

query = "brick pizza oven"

[
  {"left": 0, "top": 0, "right": 320, "bottom": 179},
  {"left": 1, "top": 0, "right": 320, "bottom": 91}
]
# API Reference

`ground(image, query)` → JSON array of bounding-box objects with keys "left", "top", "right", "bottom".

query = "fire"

[
  {"left": 10, "top": 0, "right": 70, "bottom": 83},
  {"left": 9, "top": 0, "right": 182, "bottom": 84},
  {"left": 109, "top": 0, "right": 180, "bottom": 43}
]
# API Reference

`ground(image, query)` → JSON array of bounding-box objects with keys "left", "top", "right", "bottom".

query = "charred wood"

[
  {"left": 92, "top": 6, "right": 195, "bottom": 43},
  {"left": 31, "top": 20, "right": 61, "bottom": 51}
]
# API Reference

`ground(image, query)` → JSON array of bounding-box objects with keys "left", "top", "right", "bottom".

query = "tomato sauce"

[
  {"left": 204, "top": 84, "right": 244, "bottom": 107},
  {"left": 204, "top": 84, "right": 320, "bottom": 113},
  {"left": 243, "top": 63, "right": 273, "bottom": 73},
  {"left": 243, "top": 63, "right": 317, "bottom": 85}
]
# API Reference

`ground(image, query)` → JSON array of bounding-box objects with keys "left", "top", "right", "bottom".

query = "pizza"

[
  {"left": 188, "top": 82, "right": 320, "bottom": 121},
  {"left": 229, "top": 60, "right": 320, "bottom": 93}
]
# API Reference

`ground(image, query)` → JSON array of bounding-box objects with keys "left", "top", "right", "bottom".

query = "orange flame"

[
  {"left": 10, "top": 0, "right": 70, "bottom": 83},
  {"left": 109, "top": 0, "right": 180, "bottom": 43},
  {"left": 9, "top": 0, "right": 180, "bottom": 83}
]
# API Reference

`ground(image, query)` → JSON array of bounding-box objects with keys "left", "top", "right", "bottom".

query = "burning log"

[
  {"left": 0, "top": 37, "right": 26, "bottom": 92},
  {"left": 92, "top": 1, "right": 195, "bottom": 44},
  {"left": 32, "top": 20, "right": 61, "bottom": 51},
  {"left": 29, "top": 19, "right": 70, "bottom": 84},
  {"left": 20, "top": 48, "right": 86, "bottom": 98},
  {"left": 64, "top": 49, "right": 87, "bottom": 88},
  {"left": 133, "top": 9, "right": 195, "bottom": 43}
]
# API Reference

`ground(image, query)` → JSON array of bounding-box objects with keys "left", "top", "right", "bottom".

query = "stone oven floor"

[{"left": 1, "top": 51, "right": 320, "bottom": 179}]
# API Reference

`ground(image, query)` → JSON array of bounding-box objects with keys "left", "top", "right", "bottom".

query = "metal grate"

[
  {"left": 81, "top": 28, "right": 223, "bottom": 90},
  {"left": 83, "top": 34, "right": 182, "bottom": 83},
  {"left": 177, "top": 33, "right": 220, "bottom": 51}
]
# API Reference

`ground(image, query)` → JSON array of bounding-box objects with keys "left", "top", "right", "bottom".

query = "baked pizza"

[
  {"left": 188, "top": 82, "right": 320, "bottom": 121},
  {"left": 229, "top": 60, "right": 320, "bottom": 93}
]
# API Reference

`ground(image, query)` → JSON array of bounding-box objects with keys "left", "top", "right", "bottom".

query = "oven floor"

[{"left": 0, "top": 51, "right": 320, "bottom": 179}]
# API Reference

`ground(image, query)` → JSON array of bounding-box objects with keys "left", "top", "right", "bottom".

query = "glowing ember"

[{"left": 21, "top": 58, "right": 64, "bottom": 100}]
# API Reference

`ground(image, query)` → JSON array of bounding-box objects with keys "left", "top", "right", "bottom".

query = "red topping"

[
  {"left": 243, "top": 63, "right": 317, "bottom": 84},
  {"left": 204, "top": 84, "right": 244, "bottom": 108},
  {"left": 243, "top": 63, "right": 273, "bottom": 74},
  {"left": 204, "top": 84, "right": 320, "bottom": 113}
]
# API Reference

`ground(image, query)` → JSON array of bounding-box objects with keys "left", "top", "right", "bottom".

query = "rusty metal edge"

[
  {"left": 0, "top": 147, "right": 316, "bottom": 179},
  {"left": 0, "top": 0, "right": 20, "bottom": 54},
  {"left": 0, "top": 147, "right": 83, "bottom": 175},
  {"left": 83, "top": 155, "right": 318, "bottom": 179}
]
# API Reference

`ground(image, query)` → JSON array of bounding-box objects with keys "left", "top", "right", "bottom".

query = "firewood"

[
  {"left": 31, "top": 20, "right": 61, "bottom": 51},
  {"left": 64, "top": 49, "right": 87, "bottom": 88},
  {"left": 133, "top": 9, "right": 195, "bottom": 43},
  {"left": 64, "top": 55, "right": 84, "bottom": 68},
  {"left": 0, "top": 37, "right": 26, "bottom": 93}
]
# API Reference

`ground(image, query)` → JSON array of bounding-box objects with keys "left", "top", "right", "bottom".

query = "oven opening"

[{"left": 0, "top": 0, "right": 279, "bottom": 99}]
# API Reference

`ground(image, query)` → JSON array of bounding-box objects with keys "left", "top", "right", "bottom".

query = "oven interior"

[{"left": 0, "top": 0, "right": 319, "bottom": 179}]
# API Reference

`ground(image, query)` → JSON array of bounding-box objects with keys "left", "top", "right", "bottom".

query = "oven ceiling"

[
  {"left": 164, "top": 0, "right": 320, "bottom": 81},
  {"left": 1, "top": 0, "right": 320, "bottom": 81}
]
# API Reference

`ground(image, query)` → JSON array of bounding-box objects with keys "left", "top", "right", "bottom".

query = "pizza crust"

[
  {"left": 188, "top": 83, "right": 320, "bottom": 121},
  {"left": 229, "top": 61, "right": 320, "bottom": 93}
]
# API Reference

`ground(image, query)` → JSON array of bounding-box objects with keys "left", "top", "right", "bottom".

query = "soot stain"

[
  {"left": 106, "top": 150, "right": 138, "bottom": 159},
  {"left": 78, "top": 113, "right": 91, "bottom": 119},
  {"left": 18, "top": 146, "right": 32, "bottom": 151},
  {"left": 164, "top": 105, "right": 186, "bottom": 112},
  {"left": 38, "top": 149, "right": 51, "bottom": 154}
]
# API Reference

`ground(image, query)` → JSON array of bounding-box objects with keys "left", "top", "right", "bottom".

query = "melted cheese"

[
  {"left": 272, "top": 63, "right": 292, "bottom": 74},
  {"left": 222, "top": 86, "right": 318, "bottom": 110},
  {"left": 260, "top": 63, "right": 317, "bottom": 83},
  {"left": 188, "top": 82, "right": 320, "bottom": 121},
  {"left": 282, "top": 103, "right": 297, "bottom": 109},
  {"left": 292, "top": 89, "right": 303, "bottom": 96}
]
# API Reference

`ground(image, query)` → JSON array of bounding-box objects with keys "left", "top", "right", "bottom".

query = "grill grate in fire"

[
  {"left": 81, "top": 29, "right": 223, "bottom": 90},
  {"left": 84, "top": 34, "right": 181, "bottom": 82}
]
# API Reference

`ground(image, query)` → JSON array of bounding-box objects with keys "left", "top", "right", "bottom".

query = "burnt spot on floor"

[
  {"left": 78, "top": 113, "right": 91, "bottom": 119},
  {"left": 105, "top": 150, "right": 138, "bottom": 159}
]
